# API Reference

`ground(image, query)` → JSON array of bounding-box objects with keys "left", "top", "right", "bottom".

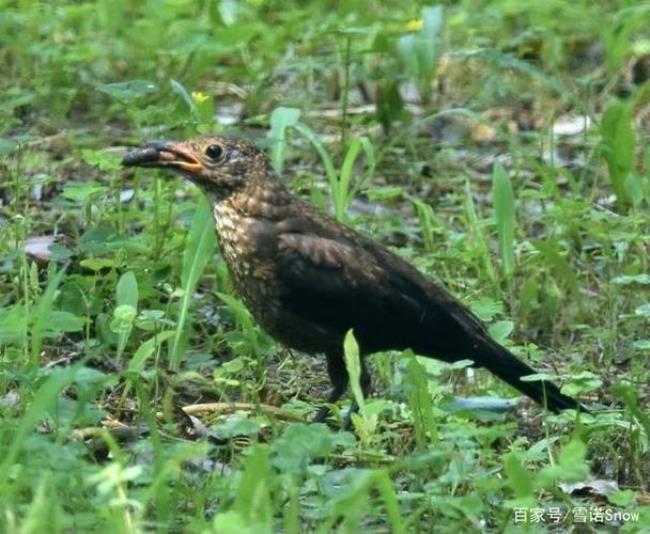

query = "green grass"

[{"left": 1, "top": 0, "right": 649, "bottom": 532}]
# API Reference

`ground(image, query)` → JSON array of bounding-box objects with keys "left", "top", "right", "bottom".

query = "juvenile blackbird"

[{"left": 123, "top": 136, "right": 586, "bottom": 418}]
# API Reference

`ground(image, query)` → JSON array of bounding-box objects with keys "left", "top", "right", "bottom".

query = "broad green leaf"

[
  {"left": 62, "top": 182, "right": 107, "bottom": 202},
  {"left": 470, "top": 298, "right": 504, "bottom": 321},
  {"left": 0, "top": 139, "right": 18, "bottom": 156},
  {"left": 504, "top": 451, "right": 534, "bottom": 498},
  {"left": 612, "top": 274, "right": 650, "bottom": 285},
  {"left": 561, "top": 371, "right": 602, "bottom": 396},
  {"left": 42, "top": 311, "right": 85, "bottom": 336},
  {"left": 271, "top": 424, "right": 335, "bottom": 474},
  {"left": 0, "top": 306, "right": 27, "bottom": 344},
  {"left": 212, "top": 511, "right": 258, "bottom": 534},
  {"left": 116, "top": 271, "right": 138, "bottom": 309},
  {"left": 538, "top": 439, "right": 588, "bottom": 487},
  {"left": 81, "top": 149, "right": 121, "bottom": 171},
  {"left": 609, "top": 490, "right": 638, "bottom": 507},
  {"left": 634, "top": 303, "right": 650, "bottom": 317},
  {"left": 110, "top": 304, "right": 136, "bottom": 334},
  {"left": 79, "top": 258, "right": 117, "bottom": 271},
  {"left": 218, "top": 0, "right": 239, "bottom": 26},
  {"left": 488, "top": 320, "right": 514, "bottom": 344},
  {"left": 114, "top": 272, "right": 138, "bottom": 360},
  {"left": 97, "top": 80, "right": 157, "bottom": 102},
  {"left": 269, "top": 106, "right": 301, "bottom": 173}
]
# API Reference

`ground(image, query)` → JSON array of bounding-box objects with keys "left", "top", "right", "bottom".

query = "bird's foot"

[{"left": 312, "top": 404, "right": 332, "bottom": 423}]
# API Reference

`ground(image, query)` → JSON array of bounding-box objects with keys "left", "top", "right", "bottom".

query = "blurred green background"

[{"left": 0, "top": 1, "right": 648, "bottom": 532}]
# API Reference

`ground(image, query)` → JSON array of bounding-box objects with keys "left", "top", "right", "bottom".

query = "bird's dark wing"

[
  {"left": 275, "top": 221, "right": 484, "bottom": 359},
  {"left": 274, "top": 225, "right": 587, "bottom": 413}
]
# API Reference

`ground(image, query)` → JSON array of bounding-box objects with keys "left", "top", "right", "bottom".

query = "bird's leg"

[
  {"left": 342, "top": 360, "right": 372, "bottom": 430},
  {"left": 312, "top": 351, "right": 348, "bottom": 423}
]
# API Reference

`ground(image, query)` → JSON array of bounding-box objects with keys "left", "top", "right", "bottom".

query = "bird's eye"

[{"left": 205, "top": 144, "right": 224, "bottom": 160}]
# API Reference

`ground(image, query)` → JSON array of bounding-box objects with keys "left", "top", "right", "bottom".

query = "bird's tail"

[{"left": 475, "top": 339, "right": 587, "bottom": 413}]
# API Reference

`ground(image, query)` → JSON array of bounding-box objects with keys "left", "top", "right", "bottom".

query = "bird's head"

[{"left": 122, "top": 136, "right": 269, "bottom": 198}]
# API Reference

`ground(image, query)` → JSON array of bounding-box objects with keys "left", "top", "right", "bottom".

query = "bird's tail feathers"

[{"left": 475, "top": 339, "right": 586, "bottom": 413}]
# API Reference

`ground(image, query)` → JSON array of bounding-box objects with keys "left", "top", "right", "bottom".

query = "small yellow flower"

[
  {"left": 405, "top": 19, "right": 423, "bottom": 32},
  {"left": 191, "top": 91, "right": 210, "bottom": 104}
]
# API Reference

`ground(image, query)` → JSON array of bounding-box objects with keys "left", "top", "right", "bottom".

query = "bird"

[{"left": 122, "top": 135, "right": 587, "bottom": 420}]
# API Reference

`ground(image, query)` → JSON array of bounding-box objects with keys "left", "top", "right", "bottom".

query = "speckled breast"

[{"left": 212, "top": 202, "right": 280, "bottom": 333}]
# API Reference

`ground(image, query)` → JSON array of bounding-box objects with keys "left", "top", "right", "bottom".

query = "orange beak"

[{"left": 122, "top": 141, "right": 203, "bottom": 174}]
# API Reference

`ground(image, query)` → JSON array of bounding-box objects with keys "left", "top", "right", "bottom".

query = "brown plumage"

[{"left": 123, "top": 136, "right": 586, "bottom": 419}]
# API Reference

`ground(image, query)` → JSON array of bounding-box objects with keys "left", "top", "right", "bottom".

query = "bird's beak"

[{"left": 122, "top": 141, "right": 203, "bottom": 174}]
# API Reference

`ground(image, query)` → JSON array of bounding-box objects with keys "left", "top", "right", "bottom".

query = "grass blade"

[
  {"left": 463, "top": 180, "right": 496, "bottom": 285},
  {"left": 343, "top": 329, "right": 364, "bottom": 413},
  {"left": 114, "top": 271, "right": 138, "bottom": 360},
  {"left": 492, "top": 163, "right": 516, "bottom": 283},
  {"left": 600, "top": 100, "right": 634, "bottom": 208},
  {"left": 30, "top": 265, "right": 68, "bottom": 368},
  {"left": 170, "top": 196, "right": 216, "bottom": 370},
  {"left": 0, "top": 367, "right": 76, "bottom": 483}
]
